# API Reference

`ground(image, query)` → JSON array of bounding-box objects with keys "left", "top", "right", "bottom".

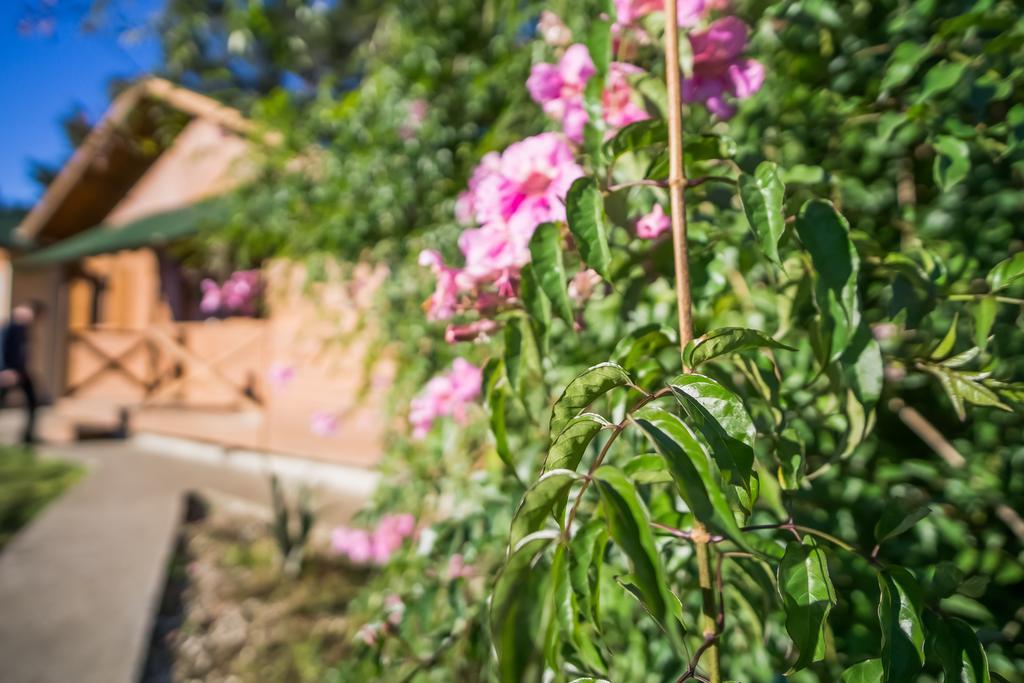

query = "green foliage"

[
  {"left": 0, "top": 448, "right": 82, "bottom": 550},
  {"left": 199, "top": 0, "right": 1024, "bottom": 680}
]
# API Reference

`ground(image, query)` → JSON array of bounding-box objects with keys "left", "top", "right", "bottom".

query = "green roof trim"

[{"left": 17, "top": 197, "right": 231, "bottom": 267}]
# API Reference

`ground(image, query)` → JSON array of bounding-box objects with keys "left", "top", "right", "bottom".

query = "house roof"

[
  {"left": 17, "top": 196, "right": 232, "bottom": 267},
  {"left": 14, "top": 78, "right": 262, "bottom": 247}
]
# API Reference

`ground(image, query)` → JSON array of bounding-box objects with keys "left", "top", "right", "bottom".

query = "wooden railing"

[{"left": 64, "top": 320, "right": 267, "bottom": 410}]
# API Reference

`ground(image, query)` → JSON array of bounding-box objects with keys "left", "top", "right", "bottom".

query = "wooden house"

[{"left": 7, "top": 78, "right": 389, "bottom": 472}]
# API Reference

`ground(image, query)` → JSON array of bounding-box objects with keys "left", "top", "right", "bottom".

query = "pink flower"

[
  {"left": 613, "top": 0, "right": 713, "bottom": 28},
  {"left": 603, "top": 63, "right": 650, "bottom": 130},
  {"left": 419, "top": 249, "right": 471, "bottom": 321},
  {"left": 332, "top": 514, "right": 417, "bottom": 566},
  {"left": 538, "top": 11, "right": 572, "bottom": 46},
  {"left": 333, "top": 528, "right": 374, "bottom": 563},
  {"left": 473, "top": 133, "right": 583, "bottom": 236},
  {"left": 527, "top": 45, "right": 596, "bottom": 143},
  {"left": 399, "top": 99, "right": 429, "bottom": 139},
  {"left": 310, "top": 410, "right": 339, "bottom": 437},
  {"left": 384, "top": 595, "right": 406, "bottom": 625},
  {"left": 636, "top": 204, "right": 671, "bottom": 239},
  {"left": 355, "top": 623, "right": 381, "bottom": 646},
  {"left": 455, "top": 152, "right": 500, "bottom": 225},
  {"left": 683, "top": 17, "right": 765, "bottom": 119},
  {"left": 267, "top": 362, "right": 295, "bottom": 389},
  {"left": 408, "top": 358, "right": 482, "bottom": 439},
  {"left": 222, "top": 270, "right": 260, "bottom": 313},
  {"left": 528, "top": 48, "right": 650, "bottom": 142},
  {"left": 446, "top": 553, "right": 474, "bottom": 580},
  {"left": 199, "top": 279, "right": 221, "bottom": 314},
  {"left": 427, "top": 135, "right": 582, "bottom": 320},
  {"left": 445, "top": 319, "right": 500, "bottom": 345},
  {"left": 568, "top": 269, "right": 604, "bottom": 303},
  {"left": 459, "top": 225, "right": 531, "bottom": 287}
]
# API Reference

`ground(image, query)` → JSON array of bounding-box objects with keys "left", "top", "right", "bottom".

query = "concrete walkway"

[{"left": 0, "top": 433, "right": 368, "bottom": 683}]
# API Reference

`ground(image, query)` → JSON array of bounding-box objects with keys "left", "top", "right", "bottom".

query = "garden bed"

[{"left": 141, "top": 496, "right": 371, "bottom": 683}]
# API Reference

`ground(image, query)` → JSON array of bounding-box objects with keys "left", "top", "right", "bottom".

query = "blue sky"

[{"left": 0, "top": 1, "right": 164, "bottom": 206}]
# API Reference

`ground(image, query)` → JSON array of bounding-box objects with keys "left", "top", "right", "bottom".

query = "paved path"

[{"left": 0, "top": 436, "right": 366, "bottom": 683}]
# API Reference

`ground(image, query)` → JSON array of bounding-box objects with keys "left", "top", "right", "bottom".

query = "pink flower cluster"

[
  {"left": 636, "top": 203, "right": 671, "bottom": 239},
  {"left": 424, "top": 133, "right": 583, "bottom": 321},
  {"left": 267, "top": 362, "right": 295, "bottom": 390},
  {"left": 199, "top": 270, "right": 261, "bottom": 316},
  {"left": 527, "top": 44, "right": 649, "bottom": 143},
  {"left": 614, "top": 0, "right": 722, "bottom": 29},
  {"left": 408, "top": 358, "right": 482, "bottom": 439},
  {"left": 332, "top": 513, "right": 416, "bottom": 566},
  {"left": 310, "top": 410, "right": 339, "bottom": 437},
  {"left": 446, "top": 553, "right": 474, "bottom": 581},
  {"left": 683, "top": 17, "right": 765, "bottom": 119},
  {"left": 609, "top": 1, "right": 763, "bottom": 118}
]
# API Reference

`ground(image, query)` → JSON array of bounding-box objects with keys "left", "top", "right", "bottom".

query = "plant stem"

[
  {"left": 948, "top": 293, "right": 1024, "bottom": 305},
  {"left": 693, "top": 523, "right": 721, "bottom": 682},
  {"left": 664, "top": 0, "right": 694, "bottom": 353},
  {"left": 664, "top": 2, "right": 717, "bottom": 678}
]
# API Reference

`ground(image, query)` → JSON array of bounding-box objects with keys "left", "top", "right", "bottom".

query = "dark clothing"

[
  {"left": 1, "top": 322, "right": 37, "bottom": 443},
  {"left": 0, "top": 371, "right": 37, "bottom": 443},
  {"left": 1, "top": 322, "right": 29, "bottom": 372}
]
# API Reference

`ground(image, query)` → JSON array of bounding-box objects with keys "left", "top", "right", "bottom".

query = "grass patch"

[{"left": 0, "top": 447, "right": 83, "bottom": 550}]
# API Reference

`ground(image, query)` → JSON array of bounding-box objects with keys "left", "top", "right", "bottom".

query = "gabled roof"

[
  {"left": 18, "top": 196, "right": 231, "bottom": 267},
  {"left": 14, "top": 78, "right": 260, "bottom": 246}
]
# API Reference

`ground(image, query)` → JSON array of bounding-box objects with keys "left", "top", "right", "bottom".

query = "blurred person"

[{"left": 0, "top": 301, "right": 43, "bottom": 444}]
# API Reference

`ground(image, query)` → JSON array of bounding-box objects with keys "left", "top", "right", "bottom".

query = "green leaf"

[
  {"left": 529, "top": 222, "right": 576, "bottom": 323},
  {"left": 685, "top": 134, "right": 738, "bottom": 162},
  {"left": 632, "top": 407, "right": 760, "bottom": 554},
  {"left": 603, "top": 118, "right": 667, "bottom": 161},
  {"left": 669, "top": 374, "right": 755, "bottom": 491},
  {"left": 987, "top": 252, "right": 1024, "bottom": 291},
  {"left": 483, "top": 359, "right": 516, "bottom": 478},
  {"left": 586, "top": 15, "right": 611, "bottom": 77},
  {"left": 781, "top": 164, "right": 826, "bottom": 185},
  {"left": 927, "top": 616, "right": 991, "bottom": 683},
  {"left": 875, "top": 505, "right": 931, "bottom": 545},
  {"left": 777, "top": 539, "right": 837, "bottom": 671},
  {"left": 544, "top": 413, "right": 611, "bottom": 473},
  {"left": 569, "top": 519, "right": 607, "bottom": 626},
  {"left": 566, "top": 177, "right": 612, "bottom": 279},
  {"left": 841, "top": 325, "right": 884, "bottom": 408},
  {"left": 612, "top": 325, "right": 675, "bottom": 372},
  {"left": 546, "top": 544, "right": 571, "bottom": 669},
  {"left": 593, "top": 465, "right": 685, "bottom": 648},
  {"left": 920, "top": 363, "right": 1012, "bottom": 421},
  {"left": 878, "top": 567, "right": 926, "bottom": 683},
  {"left": 795, "top": 200, "right": 861, "bottom": 361},
  {"left": 933, "top": 135, "right": 971, "bottom": 192},
  {"left": 931, "top": 312, "right": 960, "bottom": 360},
  {"left": 881, "top": 42, "right": 930, "bottom": 91},
  {"left": 973, "top": 296, "right": 997, "bottom": 351},
  {"left": 739, "top": 162, "right": 786, "bottom": 264},
  {"left": 504, "top": 316, "right": 524, "bottom": 394},
  {"left": 550, "top": 362, "right": 632, "bottom": 436},
  {"left": 684, "top": 327, "right": 794, "bottom": 368},
  {"left": 623, "top": 453, "right": 673, "bottom": 484},
  {"left": 491, "top": 531, "right": 556, "bottom": 683},
  {"left": 520, "top": 264, "right": 551, "bottom": 347},
  {"left": 509, "top": 469, "right": 580, "bottom": 546},
  {"left": 919, "top": 61, "right": 966, "bottom": 101},
  {"left": 841, "top": 659, "right": 883, "bottom": 682}
]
